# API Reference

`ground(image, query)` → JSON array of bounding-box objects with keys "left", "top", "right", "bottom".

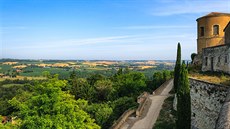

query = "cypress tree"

[
  {"left": 176, "top": 62, "right": 191, "bottom": 129},
  {"left": 174, "top": 43, "right": 181, "bottom": 92}
]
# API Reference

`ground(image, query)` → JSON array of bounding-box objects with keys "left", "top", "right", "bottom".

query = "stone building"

[
  {"left": 201, "top": 20, "right": 230, "bottom": 74},
  {"left": 201, "top": 44, "right": 230, "bottom": 74},
  {"left": 197, "top": 12, "right": 230, "bottom": 54},
  {"left": 225, "top": 22, "right": 230, "bottom": 44}
]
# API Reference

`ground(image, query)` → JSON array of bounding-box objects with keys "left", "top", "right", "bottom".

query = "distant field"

[
  {"left": 0, "top": 65, "right": 12, "bottom": 73},
  {"left": 0, "top": 76, "right": 46, "bottom": 81},
  {"left": 20, "top": 67, "right": 70, "bottom": 77},
  {"left": 2, "top": 83, "right": 24, "bottom": 88},
  {"left": 0, "top": 59, "right": 175, "bottom": 79}
]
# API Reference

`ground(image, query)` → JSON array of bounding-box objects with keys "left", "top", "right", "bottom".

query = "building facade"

[
  {"left": 202, "top": 21, "right": 230, "bottom": 74},
  {"left": 202, "top": 44, "right": 230, "bottom": 74},
  {"left": 197, "top": 12, "right": 230, "bottom": 54}
]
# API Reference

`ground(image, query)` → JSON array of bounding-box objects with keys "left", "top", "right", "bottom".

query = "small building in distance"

[{"left": 201, "top": 20, "right": 230, "bottom": 74}]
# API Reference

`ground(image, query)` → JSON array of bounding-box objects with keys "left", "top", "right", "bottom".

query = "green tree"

[
  {"left": 87, "top": 103, "right": 113, "bottom": 128},
  {"left": 9, "top": 76, "right": 100, "bottom": 129},
  {"left": 163, "top": 70, "right": 171, "bottom": 82},
  {"left": 123, "top": 66, "right": 130, "bottom": 74},
  {"left": 87, "top": 74, "right": 105, "bottom": 85},
  {"left": 94, "top": 79, "right": 114, "bottom": 101},
  {"left": 174, "top": 43, "right": 181, "bottom": 92},
  {"left": 42, "top": 71, "right": 51, "bottom": 78},
  {"left": 70, "top": 70, "right": 77, "bottom": 80},
  {"left": 191, "top": 53, "right": 197, "bottom": 63},
  {"left": 117, "top": 68, "right": 123, "bottom": 75},
  {"left": 152, "top": 71, "right": 164, "bottom": 88},
  {"left": 115, "top": 72, "right": 146, "bottom": 97},
  {"left": 176, "top": 62, "right": 191, "bottom": 129},
  {"left": 71, "top": 78, "right": 95, "bottom": 102}
]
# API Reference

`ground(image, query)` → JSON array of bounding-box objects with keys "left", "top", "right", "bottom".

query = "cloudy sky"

[{"left": 1, "top": 0, "right": 230, "bottom": 60}]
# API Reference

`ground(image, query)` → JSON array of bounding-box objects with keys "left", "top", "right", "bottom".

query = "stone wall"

[
  {"left": 190, "top": 78, "right": 229, "bottom": 129},
  {"left": 202, "top": 44, "right": 230, "bottom": 74},
  {"left": 136, "top": 93, "right": 149, "bottom": 117},
  {"left": 110, "top": 109, "right": 136, "bottom": 129},
  {"left": 225, "top": 22, "right": 230, "bottom": 45},
  {"left": 216, "top": 89, "right": 230, "bottom": 129}
]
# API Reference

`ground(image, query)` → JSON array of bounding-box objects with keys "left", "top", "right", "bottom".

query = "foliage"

[
  {"left": 42, "top": 71, "right": 50, "bottom": 78},
  {"left": 114, "top": 72, "right": 147, "bottom": 97},
  {"left": 87, "top": 103, "right": 113, "bottom": 128},
  {"left": 174, "top": 43, "right": 181, "bottom": 93},
  {"left": 176, "top": 62, "right": 191, "bottom": 129},
  {"left": 0, "top": 82, "right": 32, "bottom": 116},
  {"left": 71, "top": 78, "right": 96, "bottom": 102},
  {"left": 69, "top": 70, "right": 77, "bottom": 80},
  {"left": 191, "top": 53, "right": 197, "bottom": 63},
  {"left": 87, "top": 74, "right": 105, "bottom": 85},
  {"left": 109, "top": 96, "right": 137, "bottom": 118},
  {"left": 9, "top": 76, "right": 100, "bottom": 129},
  {"left": 94, "top": 79, "right": 114, "bottom": 101},
  {"left": 154, "top": 96, "right": 176, "bottom": 129},
  {"left": 150, "top": 70, "right": 173, "bottom": 91}
]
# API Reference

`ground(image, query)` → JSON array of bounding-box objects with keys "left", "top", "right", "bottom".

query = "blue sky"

[{"left": 1, "top": 0, "right": 230, "bottom": 60}]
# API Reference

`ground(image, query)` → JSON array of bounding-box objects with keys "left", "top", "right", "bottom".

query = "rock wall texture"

[
  {"left": 190, "top": 78, "right": 229, "bottom": 129},
  {"left": 202, "top": 44, "right": 230, "bottom": 74},
  {"left": 215, "top": 89, "right": 230, "bottom": 129}
]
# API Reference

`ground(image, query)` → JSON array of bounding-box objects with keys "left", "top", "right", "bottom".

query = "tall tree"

[
  {"left": 174, "top": 43, "right": 181, "bottom": 92},
  {"left": 176, "top": 62, "right": 191, "bottom": 129},
  {"left": 70, "top": 70, "right": 77, "bottom": 80}
]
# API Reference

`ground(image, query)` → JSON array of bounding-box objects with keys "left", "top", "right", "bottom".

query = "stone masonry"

[{"left": 189, "top": 78, "right": 229, "bottom": 129}]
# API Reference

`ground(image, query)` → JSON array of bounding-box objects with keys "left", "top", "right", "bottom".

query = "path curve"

[{"left": 129, "top": 79, "right": 173, "bottom": 129}]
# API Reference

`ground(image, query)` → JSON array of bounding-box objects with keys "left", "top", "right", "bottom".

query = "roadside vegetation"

[{"left": 153, "top": 95, "right": 176, "bottom": 129}]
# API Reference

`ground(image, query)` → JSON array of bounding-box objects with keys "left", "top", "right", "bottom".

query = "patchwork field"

[{"left": 0, "top": 59, "right": 175, "bottom": 80}]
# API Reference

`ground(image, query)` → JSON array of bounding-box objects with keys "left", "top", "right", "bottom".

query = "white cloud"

[
  {"left": 6, "top": 33, "right": 194, "bottom": 50},
  {"left": 4, "top": 33, "right": 196, "bottom": 60}
]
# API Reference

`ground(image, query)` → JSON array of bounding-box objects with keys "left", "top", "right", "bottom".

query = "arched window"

[
  {"left": 200, "top": 27, "right": 204, "bottom": 36},
  {"left": 213, "top": 25, "right": 219, "bottom": 35}
]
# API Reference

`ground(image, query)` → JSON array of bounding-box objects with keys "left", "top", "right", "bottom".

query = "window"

[
  {"left": 218, "top": 56, "right": 221, "bottom": 63},
  {"left": 225, "top": 55, "right": 228, "bottom": 63},
  {"left": 213, "top": 25, "right": 219, "bottom": 35},
  {"left": 200, "top": 27, "right": 204, "bottom": 36},
  {"left": 205, "top": 57, "right": 208, "bottom": 66}
]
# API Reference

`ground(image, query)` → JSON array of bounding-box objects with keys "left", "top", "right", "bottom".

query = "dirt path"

[{"left": 130, "top": 79, "right": 173, "bottom": 129}]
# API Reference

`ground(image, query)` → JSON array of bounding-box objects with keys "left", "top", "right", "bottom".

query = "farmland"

[{"left": 0, "top": 59, "right": 175, "bottom": 80}]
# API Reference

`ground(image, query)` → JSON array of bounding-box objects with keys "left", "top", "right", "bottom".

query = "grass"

[
  {"left": 0, "top": 65, "right": 12, "bottom": 73},
  {"left": 20, "top": 67, "right": 70, "bottom": 77},
  {"left": 153, "top": 95, "right": 176, "bottom": 129},
  {"left": 189, "top": 72, "right": 230, "bottom": 86},
  {"left": 0, "top": 76, "right": 46, "bottom": 81},
  {"left": 2, "top": 84, "right": 24, "bottom": 88}
]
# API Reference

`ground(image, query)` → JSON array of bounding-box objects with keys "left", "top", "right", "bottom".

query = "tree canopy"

[{"left": 9, "top": 75, "right": 100, "bottom": 129}]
